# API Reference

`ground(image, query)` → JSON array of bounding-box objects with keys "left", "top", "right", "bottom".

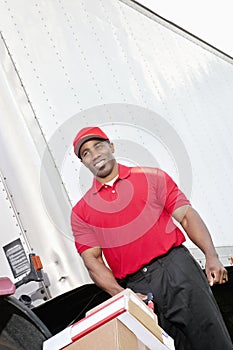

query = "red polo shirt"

[{"left": 71, "top": 164, "right": 190, "bottom": 279}]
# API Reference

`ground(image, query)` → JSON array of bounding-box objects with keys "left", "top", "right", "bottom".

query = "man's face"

[{"left": 80, "top": 139, "right": 117, "bottom": 180}]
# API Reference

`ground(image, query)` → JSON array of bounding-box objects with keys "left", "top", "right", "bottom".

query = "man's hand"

[
  {"left": 136, "top": 292, "right": 147, "bottom": 301},
  {"left": 205, "top": 255, "right": 228, "bottom": 286}
]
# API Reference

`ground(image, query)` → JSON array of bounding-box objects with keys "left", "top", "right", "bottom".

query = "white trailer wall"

[{"left": 0, "top": 0, "right": 232, "bottom": 300}]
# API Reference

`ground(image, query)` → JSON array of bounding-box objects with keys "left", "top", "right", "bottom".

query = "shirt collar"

[{"left": 91, "top": 163, "right": 131, "bottom": 193}]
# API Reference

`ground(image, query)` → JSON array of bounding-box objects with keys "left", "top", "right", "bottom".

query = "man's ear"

[{"left": 110, "top": 142, "right": 115, "bottom": 153}]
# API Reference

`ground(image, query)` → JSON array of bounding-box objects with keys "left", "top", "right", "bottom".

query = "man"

[{"left": 71, "top": 126, "right": 232, "bottom": 350}]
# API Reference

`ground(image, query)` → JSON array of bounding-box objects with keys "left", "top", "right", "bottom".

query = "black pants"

[{"left": 124, "top": 245, "right": 232, "bottom": 350}]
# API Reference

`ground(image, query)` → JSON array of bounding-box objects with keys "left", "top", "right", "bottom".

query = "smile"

[{"left": 94, "top": 160, "right": 105, "bottom": 169}]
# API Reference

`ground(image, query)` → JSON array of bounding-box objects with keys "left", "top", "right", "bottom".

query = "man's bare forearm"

[
  {"left": 88, "top": 261, "right": 124, "bottom": 296},
  {"left": 81, "top": 249, "right": 124, "bottom": 296},
  {"left": 180, "top": 207, "right": 217, "bottom": 256},
  {"left": 174, "top": 206, "right": 228, "bottom": 285}
]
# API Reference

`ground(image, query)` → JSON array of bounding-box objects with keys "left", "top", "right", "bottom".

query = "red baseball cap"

[{"left": 73, "top": 126, "right": 109, "bottom": 158}]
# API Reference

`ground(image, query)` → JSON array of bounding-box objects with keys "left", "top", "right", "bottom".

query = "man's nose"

[{"left": 91, "top": 148, "right": 101, "bottom": 161}]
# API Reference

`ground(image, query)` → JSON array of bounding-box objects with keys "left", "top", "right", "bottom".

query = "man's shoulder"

[
  {"left": 128, "top": 166, "right": 171, "bottom": 189},
  {"left": 130, "top": 165, "right": 164, "bottom": 176}
]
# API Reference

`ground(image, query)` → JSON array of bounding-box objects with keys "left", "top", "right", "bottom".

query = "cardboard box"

[
  {"left": 43, "top": 289, "right": 174, "bottom": 350},
  {"left": 76, "top": 289, "right": 163, "bottom": 344},
  {"left": 63, "top": 318, "right": 150, "bottom": 350}
]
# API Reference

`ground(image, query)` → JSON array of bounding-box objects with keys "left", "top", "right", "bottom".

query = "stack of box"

[{"left": 43, "top": 289, "right": 175, "bottom": 350}]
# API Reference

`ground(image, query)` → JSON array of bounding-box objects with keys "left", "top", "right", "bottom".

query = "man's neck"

[
  {"left": 96, "top": 162, "right": 119, "bottom": 184},
  {"left": 105, "top": 174, "right": 119, "bottom": 187}
]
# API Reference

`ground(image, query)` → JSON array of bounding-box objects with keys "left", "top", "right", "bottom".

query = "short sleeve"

[
  {"left": 155, "top": 169, "right": 190, "bottom": 214},
  {"left": 71, "top": 207, "right": 100, "bottom": 254}
]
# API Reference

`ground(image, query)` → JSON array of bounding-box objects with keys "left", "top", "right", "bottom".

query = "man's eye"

[
  {"left": 95, "top": 143, "right": 103, "bottom": 149},
  {"left": 82, "top": 151, "right": 88, "bottom": 158}
]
